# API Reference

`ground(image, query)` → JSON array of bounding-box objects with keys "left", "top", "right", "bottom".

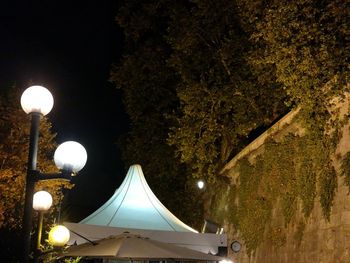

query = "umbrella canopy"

[{"left": 62, "top": 233, "right": 224, "bottom": 261}]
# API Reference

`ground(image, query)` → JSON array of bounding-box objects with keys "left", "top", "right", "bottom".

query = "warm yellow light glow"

[
  {"left": 54, "top": 141, "right": 87, "bottom": 172},
  {"left": 20, "top": 85, "right": 54, "bottom": 115},
  {"left": 48, "top": 225, "right": 70, "bottom": 247},
  {"left": 220, "top": 259, "right": 233, "bottom": 263},
  {"left": 33, "top": 191, "right": 53, "bottom": 211}
]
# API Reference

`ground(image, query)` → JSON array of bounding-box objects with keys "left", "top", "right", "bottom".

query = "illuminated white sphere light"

[
  {"left": 20, "top": 85, "right": 54, "bottom": 115},
  {"left": 48, "top": 225, "right": 70, "bottom": 247},
  {"left": 197, "top": 180, "right": 205, "bottom": 189},
  {"left": 33, "top": 191, "right": 53, "bottom": 212},
  {"left": 54, "top": 141, "right": 87, "bottom": 172}
]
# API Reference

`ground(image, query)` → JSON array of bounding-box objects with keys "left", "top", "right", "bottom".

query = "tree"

[
  {"left": 112, "top": 0, "right": 350, "bottom": 253},
  {"left": 166, "top": 0, "right": 287, "bottom": 182},
  {"left": 111, "top": 0, "right": 203, "bottom": 228},
  {"left": 239, "top": 0, "right": 350, "bottom": 126},
  {"left": 236, "top": 0, "right": 350, "bottom": 226},
  {"left": 112, "top": 0, "right": 290, "bottom": 226},
  {"left": 0, "top": 86, "right": 71, "bottom": 260}
]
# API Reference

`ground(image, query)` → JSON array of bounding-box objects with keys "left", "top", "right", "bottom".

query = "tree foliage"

[
  {"left": 112, "top": 0, "right": 287, "bottom": 192},
  {"left": 112, "top": 0, "right": 350, "bottom": 243},
  {"left": 166, "top": 0, "right": 287, "bottom": 182},
  {"left": 239, "top": 0, "right": 350, "bottom": 124},
  {"left": 111, "top": 0, "right": 203, "bottom": 228}
]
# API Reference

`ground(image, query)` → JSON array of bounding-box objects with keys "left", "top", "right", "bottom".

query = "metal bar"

[
  {"left": 37, "top": 212, "right": 44, "bottom": 250},
  {"left": 68, "top": 229, "right": 98, "bottom": 245},
  {"left": 34, "top": 212, "right": 44, "bottom": 263},
  {"left": 34, "top": 170, "right": 72, "bottom": 181}
]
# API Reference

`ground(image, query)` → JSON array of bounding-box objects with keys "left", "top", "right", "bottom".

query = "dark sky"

[{"left": 0, "top": 1, "right": 129, "bottom": 221}]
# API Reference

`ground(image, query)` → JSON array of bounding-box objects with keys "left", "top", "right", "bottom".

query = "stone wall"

[{"left": 216, "top": 95, "right": 350, "bottom": 263}]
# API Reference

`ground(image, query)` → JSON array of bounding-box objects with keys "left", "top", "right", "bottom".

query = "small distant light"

[
  {"left": 219, "top": 260, "right": 233, "bottom": 263},
  {"left": 197, "top": 180, "right": 205, "bottom": 189}
]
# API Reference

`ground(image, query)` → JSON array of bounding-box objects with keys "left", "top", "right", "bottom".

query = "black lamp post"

[{"left": 20, "top": 86, "right": 87, "bottom": 263}]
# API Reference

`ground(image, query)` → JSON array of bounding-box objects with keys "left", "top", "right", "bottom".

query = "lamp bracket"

[{"left": 29, "top": 170, "right": 73, "bottom": 182}]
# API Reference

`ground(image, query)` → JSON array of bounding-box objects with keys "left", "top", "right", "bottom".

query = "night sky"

[{"left": 0, "top": 1, "right": 129, "bottom": 220}]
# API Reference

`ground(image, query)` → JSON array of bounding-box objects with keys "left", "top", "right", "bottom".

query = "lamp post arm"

[{"left": 31, "top": 170, "right": 74, "bottom": 181}]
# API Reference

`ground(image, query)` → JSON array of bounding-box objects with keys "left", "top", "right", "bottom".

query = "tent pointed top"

[{"left": 80, "top": 164, "right": 197, "bottom": 233}]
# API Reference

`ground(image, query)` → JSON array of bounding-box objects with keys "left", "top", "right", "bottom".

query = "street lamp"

[
  {"left": 48, "top": 225, "right": 71, "bottom": 247},
  {"left": 21, "top": 85, "right": 54, "bottom": 115},
  {"left": 33, "top": 191, "right": 53, "bottom": 251},
  {"left": 54, "top": 141, "right": 87, "bottom": 173},
  {"left": 21, "top": 85, "right": 87, "bottom": 263}
]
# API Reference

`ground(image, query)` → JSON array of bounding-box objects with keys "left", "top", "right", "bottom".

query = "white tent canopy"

[
  {"left": 80, "top": 164, "right": 197, "bottom": 232},
  {"left": 66, "top": 164, "right": 227, "bottom": 255}
]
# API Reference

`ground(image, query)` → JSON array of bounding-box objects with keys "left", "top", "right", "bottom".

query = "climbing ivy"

[
  {"left": 266, "top": 226, "right": 286, "bottom": 248},
  {"left": 298, "top": 164, "right": 317, "bottom": 217},
  {"left": 209, "top": 177, "right": 238, "bottom": 228},
  {"left": 208, "top": 110, "right": 345, "bottom": 253},
  {"left": 341, "top": 151, "right": 350, "bottom": 191},
  {"left": 319, "top": 162, "right": 337, "bottom": 221},
  {"left": 294, "top": 220, "right": 306, "bottom": 246}
]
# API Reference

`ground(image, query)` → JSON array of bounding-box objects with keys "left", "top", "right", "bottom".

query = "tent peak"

[{"left": 80, "top": 165, "right": 197, "bottom": 233}]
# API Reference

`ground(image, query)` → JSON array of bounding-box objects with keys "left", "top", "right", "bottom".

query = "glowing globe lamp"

[
  {"left": 33, "top": 191, "right": 53, "bottom": 212},
  {"left": 20, "top": 85, "right": 54, "bottom": 116},
  {"left": 197, "top": 180, "right": 205, "bottom": 189},
  {"left": 48, "top": 225, "right": 70, "bottom": 247},
  {"left": 54, "top": 141, "right": 87, "bottom": 173}
]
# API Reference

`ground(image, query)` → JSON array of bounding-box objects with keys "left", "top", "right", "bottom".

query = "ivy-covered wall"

[{"left": 207, "top": 94, "right": 350, "bottom": 263}]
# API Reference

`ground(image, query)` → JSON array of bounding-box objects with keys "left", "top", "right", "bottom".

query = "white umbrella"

[{"left": 62, "top": 233, "right": 225, "bottom": 261}]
